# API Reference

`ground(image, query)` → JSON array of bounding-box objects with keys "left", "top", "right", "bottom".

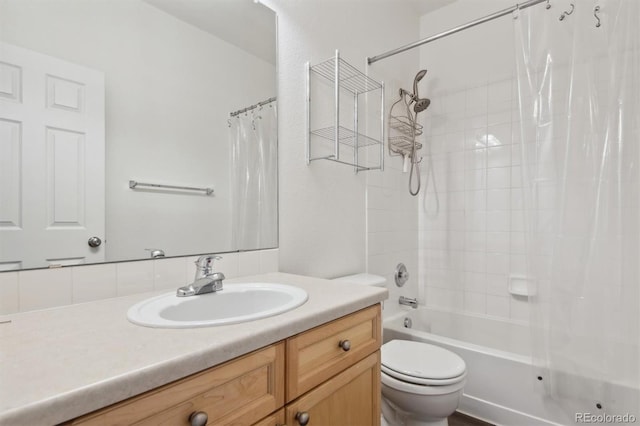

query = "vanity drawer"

[
  {"left": 286, "top": 304, "right": 381, "bottom": 400},
  {"left": 71, "top": 342, "right": 284, "bottom": 426}
]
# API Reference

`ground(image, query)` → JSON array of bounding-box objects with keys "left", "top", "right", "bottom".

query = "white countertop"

[{"left": 0, "top": 272, "right": 388, "bottom": 426}]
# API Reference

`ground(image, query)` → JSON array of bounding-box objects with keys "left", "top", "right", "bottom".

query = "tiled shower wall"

[
  {"left": 0, "top": 249, "right": 278, "bottom": 315},
  {"left": 419, "top": 78, "right": 532, "bottom": 323}
]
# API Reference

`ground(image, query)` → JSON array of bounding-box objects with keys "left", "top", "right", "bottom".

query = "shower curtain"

[
  {"left": 229, "top": 102, "right": 278, "bottom": 251},
  {"left": 514, "top": 0, "right": 639, "bottom": 417}
]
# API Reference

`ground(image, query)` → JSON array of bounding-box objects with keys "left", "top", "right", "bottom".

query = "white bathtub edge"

[{"left": 460, "top": 394, "right": 565, "bottom": 426}]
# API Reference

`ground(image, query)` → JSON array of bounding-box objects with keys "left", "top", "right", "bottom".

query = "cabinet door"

[
  {"left": 287, "top": 305, "right": 381, "bottom": 400},
  {"left": 285, "top": 352, "right": 380, "bottom": 426},
  {"left": 71, "top": 343, "right": 284, "bottom": 426}
]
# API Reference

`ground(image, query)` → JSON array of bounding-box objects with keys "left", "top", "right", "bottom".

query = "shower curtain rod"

[
  {"left": 367, "top": 0, "right": 547, "bottom": 64},
  {"left": 230, "top": 96, "right": 276, "bottom": 117}
]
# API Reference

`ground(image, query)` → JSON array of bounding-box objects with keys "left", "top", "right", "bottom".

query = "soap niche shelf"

[{"left": 306, "top": 50, "right": 384, "bottom": 173}]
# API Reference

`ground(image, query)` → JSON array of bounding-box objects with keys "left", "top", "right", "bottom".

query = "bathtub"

[{"left": 383, "top": 308, "right": 639, "bottom": 426}]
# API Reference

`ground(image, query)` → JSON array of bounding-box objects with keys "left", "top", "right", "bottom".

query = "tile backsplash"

[{"left": 0, "top": 249, "right": 278, "bottom": 315}]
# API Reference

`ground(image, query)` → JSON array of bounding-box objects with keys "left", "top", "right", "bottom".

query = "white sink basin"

[{"left": 127, "top": 283, "right": 308, "bottom": 328}]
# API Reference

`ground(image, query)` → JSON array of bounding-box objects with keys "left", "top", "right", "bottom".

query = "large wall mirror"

[{"left": 0, "top": 0, "right": 278, "bottom": 271}]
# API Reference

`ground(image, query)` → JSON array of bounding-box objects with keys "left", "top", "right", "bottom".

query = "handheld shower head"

[{"left": 412, "top": 69, "right": 431, "bottom": 113}]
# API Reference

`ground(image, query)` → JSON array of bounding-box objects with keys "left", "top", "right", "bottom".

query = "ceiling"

[
  {"left": 144, "top": 0, "right": 276, "bottom": 65},
  {"left": 406, "top": 0, "right": 458, "bottom": 15}
]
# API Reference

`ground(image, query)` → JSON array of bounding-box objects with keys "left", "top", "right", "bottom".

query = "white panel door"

[{"left": 0, "top": 42, "right": 105, "bottom": 270}]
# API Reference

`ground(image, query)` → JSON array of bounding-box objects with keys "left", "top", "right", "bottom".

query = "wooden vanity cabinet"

[{"left": 69, "top": 305, "right": 381, "bottom": 426}]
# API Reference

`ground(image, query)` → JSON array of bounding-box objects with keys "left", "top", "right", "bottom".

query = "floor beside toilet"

[{"left": 449, "top": 412, "right": 494, "bottom": 426}]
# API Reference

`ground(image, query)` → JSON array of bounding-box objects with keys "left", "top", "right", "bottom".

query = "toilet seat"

[{"left": 381, "top": 340, "right": 466, "bottom": 386}]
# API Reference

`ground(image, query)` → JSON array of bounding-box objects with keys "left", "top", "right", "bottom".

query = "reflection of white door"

[{"left": 0, "top": 43, "right": 105, "bottom": 270}]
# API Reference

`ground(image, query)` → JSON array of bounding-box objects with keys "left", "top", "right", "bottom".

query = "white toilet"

[
  {"left": 331, "top": 273, "right": 467, "bottom": 426},
  {"left": 381, "top": 339, "right": 466, "bottom": 426}
]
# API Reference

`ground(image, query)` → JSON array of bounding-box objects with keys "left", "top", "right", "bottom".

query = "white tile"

[
  {"left": 19, "top": 268, "right": 72, "bottom": 311},
  {"left": 465, "top": 211, "right": 486, "bottom": 232},
  {"left": 487, "top": 123, "right": 512, "bottom": 145},
  {"left": 487, "top": 145, "right": 511, "bottom": 168},
  {"left": 464, "top": 190, "right": 487, "bottom": 211},
  {"left": 487, "top": 167, "right": 511, "bottom": 189},
  {"left": 510, "top": 232, "right": 527, "bottom": 254},
  {"left": 487, "top": 210, "right": 510, "bottom": 232},
  {"left": 238, "top": 251, "right": 261, "bottom": 276},
  {"left": 510, "top": 254, "right": 528, "bottom": 275},
  {"left": 260, "top": 249, "right": 279, "bottom": 273},
  {"left": 464, "top": 148, "right": 487, "bottom": 170},
  {"left": 464, "top": 272, "right": 486, "bottom": 293},
  {"left": 463, "top": 252, "right": 486, "bottom": 273},
  {"left": 510, "top": 296, "right": 531, "bottom": 322},
  {"left": 486, "top": 253, "right": 509, "bottom": 275},
  {"left": 466, "top": 86, "right": 488, "bottom": 112},
  {"left": 487, "top": 189, "right": 511, "bottom": 210},
  {"left": 0, "top": 272, "right": 19, "bottom": 315},
  {"left": 72, "top": 264, "right": 117, "bottom": 303},
  {"left": 486, "top": 232, "right": 509, "bottom": 253},
  {"left": 486, "top": 273, "right": 509, "bottom": 296},
  {"left": 465, "top": 231, "right": 486, "bottom": 252},
  {"left": 465, "top": 169, "right": 486, "bottom": 190},
  {"left": 369, "top": 232, "right": 392, "bottom": 256},
  {"left": 511, "top": 188, "right": 524, "bottom": 210},
  {"left": 488, "top": 80, "right": 512, "bottom": 105},
  {"left": 153, "top": 257, "right": 187, "bottom": 291},
  {"left": 486, "top": 295, "right": 510, "bottom": 318},
  {"left": 216, "top": 253, "right": 239, "bottom": 278},
  {"left": 464, "top": 291, "right": 486, "bottom": 314},
  {"left": 464, "top": 128, "right": 488, "bottom": 151},
  {"left": 116, "top": 261, "right": 154, "bottom": 296}
]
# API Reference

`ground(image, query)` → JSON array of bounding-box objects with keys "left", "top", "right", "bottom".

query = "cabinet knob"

[
  {"left": 189, "top": 411, "right": 208, "bottom": 426},
  {"left": 338, "top": 339, "right": 351, "bottom": 352},
  {"left": 295, "top": 411, "right": 310, "bottom": 425}
]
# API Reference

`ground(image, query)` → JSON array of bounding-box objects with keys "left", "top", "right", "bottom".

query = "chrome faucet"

[
  {"left": 176, "top": 255, "right": 225, "bottom": 297},
  {"left": 399, "top": 296, "right": 418, "bottom": 309}
]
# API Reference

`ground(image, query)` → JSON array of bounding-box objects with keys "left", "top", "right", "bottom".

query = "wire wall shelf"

[
  {"left": 306, "top": 50, "right": 384, "bottom": 173},
  {"left": 311, "top": 126, "right": 381, "bottom": 148},
  {"left": 310, "top": 57, "right": 382, "bottom": 95}
]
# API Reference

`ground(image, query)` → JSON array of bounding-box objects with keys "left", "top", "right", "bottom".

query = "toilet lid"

[{"left": 381, "top": 340, "right": 466, "bottom": 384}]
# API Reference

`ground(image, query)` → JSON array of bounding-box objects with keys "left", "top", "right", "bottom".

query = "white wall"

[
  {"left": 264, "top": 0, "right": 422, "bottom": 283},
  {"left": 0, "top": 0, "right": 275, "bottom": 261}
]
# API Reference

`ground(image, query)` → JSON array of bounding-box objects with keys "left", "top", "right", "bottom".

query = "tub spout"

[{"left": 399, "top": 296, "right": 418, "bottom": 309}]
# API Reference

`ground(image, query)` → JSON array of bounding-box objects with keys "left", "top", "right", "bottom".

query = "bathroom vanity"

[{"left": 0, "top": 273, "right": 387, "bottom": 426}]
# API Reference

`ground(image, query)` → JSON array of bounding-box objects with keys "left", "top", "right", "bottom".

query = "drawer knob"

[
  {"left": 338, "top": 339, "right": 351, "bottom": 351},
  {"left": 295, "top": 411, "right": 310, "bottom": 425},
  {"left": 189, "top": 411, "right": 208, "bottom": 426}
]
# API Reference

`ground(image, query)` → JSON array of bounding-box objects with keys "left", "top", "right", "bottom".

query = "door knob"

[{"left": 88, "top": 237, "right": 102, "bottom": 248}]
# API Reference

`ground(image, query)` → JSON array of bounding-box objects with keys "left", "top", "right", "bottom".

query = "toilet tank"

[{"left": 331, "top": 273, "right": 386, "bottom": 287}]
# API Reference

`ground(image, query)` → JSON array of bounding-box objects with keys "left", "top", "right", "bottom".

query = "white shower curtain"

[
  {"left": 230, "top": 102, "right": 278, "bottom": 251},
  {"left": 514, "top": 0, "right": 639, "bottom": 417}
]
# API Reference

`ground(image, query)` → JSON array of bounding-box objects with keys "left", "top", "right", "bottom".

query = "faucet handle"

[{"left": 195, "top": 255, "right": 222, "bottom": 277}]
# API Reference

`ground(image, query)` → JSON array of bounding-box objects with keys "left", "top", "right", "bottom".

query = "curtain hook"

[
  {"left": 546, "top": 0, "right": 551, "bottom": 9},
  {"left": 227, "top": 119, "right": 231, "bottom": 128},
  {"left": 594, "top": 5, "right": 601, "bottom": 28},
  {"left": 559, "top": 3, "right": 574, "bottom": 21}
]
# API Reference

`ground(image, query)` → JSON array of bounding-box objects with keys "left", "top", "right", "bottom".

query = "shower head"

[{"left": 412, "top": 69, "right": 431, "bottom": 114}]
